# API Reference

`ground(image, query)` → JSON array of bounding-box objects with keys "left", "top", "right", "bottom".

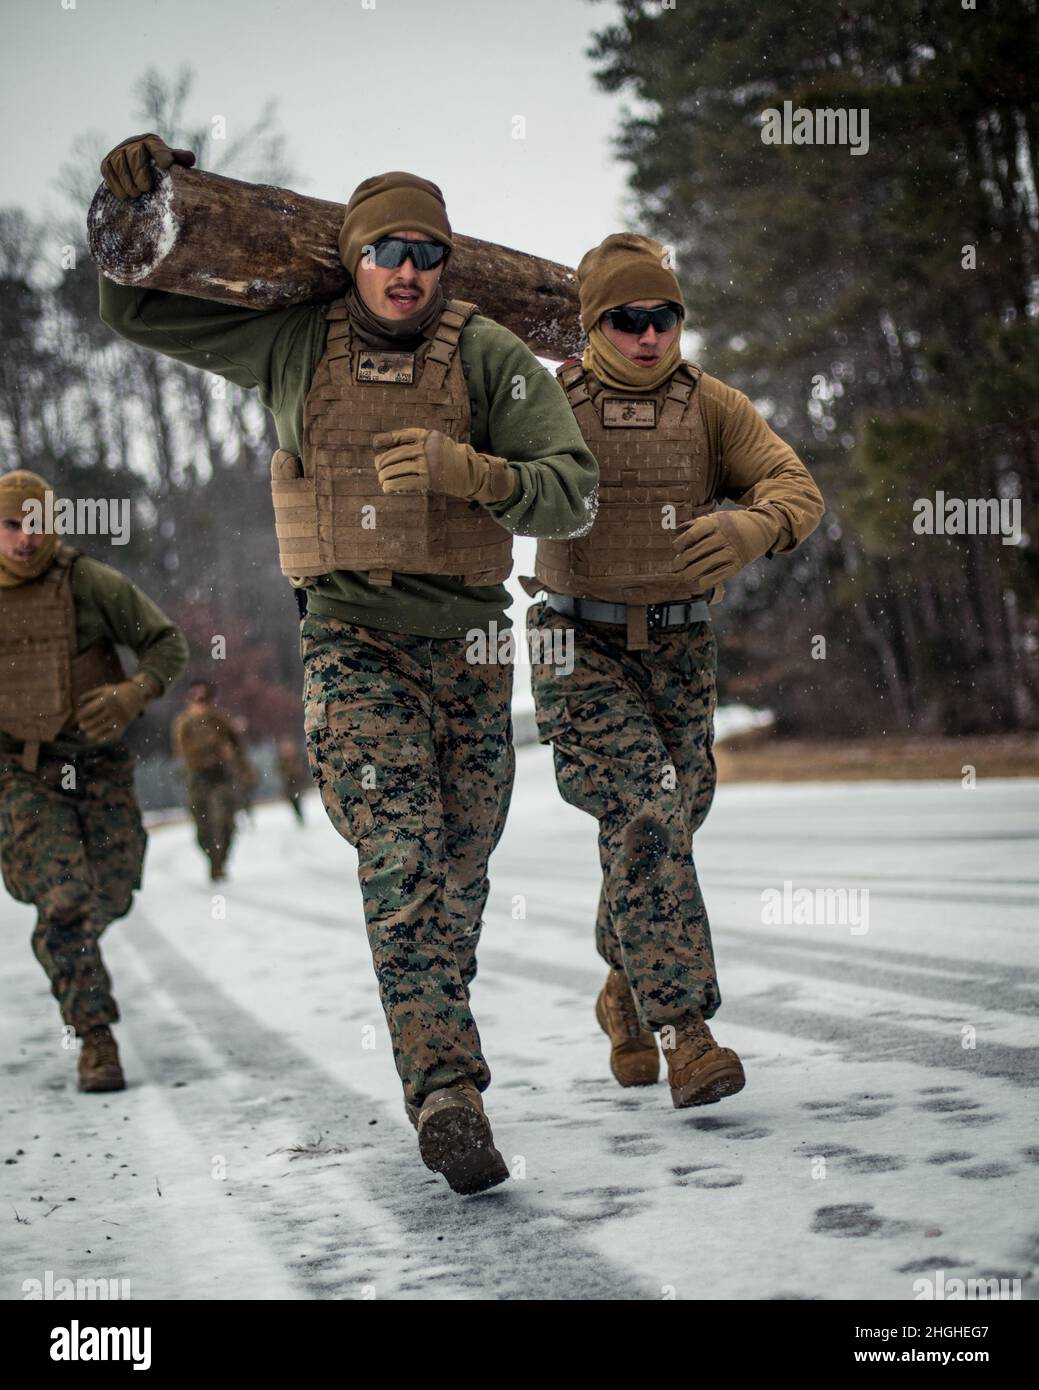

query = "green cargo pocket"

[
  {"left": 0, "top": 799, "right": 34, "bottom": 904},
  {"left": 544, "top": 691, "right": 620, "bottom": 821},
  {"left": 303, "top": 698, "right": 376, "bottom": 846},
  {"left": 530, "top": 687, "right": 570, "bottom": 748}
]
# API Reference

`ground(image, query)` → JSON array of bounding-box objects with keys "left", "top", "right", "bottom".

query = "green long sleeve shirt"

[
  {"left": 98, "top": 276, "right": 599, "bottom": 638},
  {"left": 0, "top": 554, "right": 190, "bottom": 758}
]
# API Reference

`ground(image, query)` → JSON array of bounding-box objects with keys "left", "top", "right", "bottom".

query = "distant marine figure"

[{"left": 170, "top": 680, "right": 243, "bottom": 881}]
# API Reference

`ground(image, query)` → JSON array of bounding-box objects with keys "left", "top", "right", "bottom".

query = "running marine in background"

[
  {"left": 0, "top": 469, "right": 188, "bottom": 1091},
  {"left": 170, "top": 680, "right": 245, "bottom": 882}
]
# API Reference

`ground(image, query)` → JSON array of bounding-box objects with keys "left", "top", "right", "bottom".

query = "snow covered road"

[{"left": 2, "top": 752, "right": 1037, "bottom": 1301}]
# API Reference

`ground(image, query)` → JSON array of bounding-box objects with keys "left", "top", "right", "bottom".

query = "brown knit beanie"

[
  {"left": 577, "top": 233, "right": 684, "bottom": 332},
  {"left": 338, "top": 171, "right": 453, "bottom": 279},
  {"left": 0, "top": 468, "right": 53, "bottom": 520}
]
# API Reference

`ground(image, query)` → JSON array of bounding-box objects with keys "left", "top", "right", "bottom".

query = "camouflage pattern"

[
  {"left": 526, "top": 599, "right": 721, "bottom": 1026},
  {"left": 185, "top": 768, "right": 237, "bottom": 873},
  {"left": 300, "top": 611, "right": 514, "bottom": 1107},
  {"left": 0, "top": 742, "right": 146, "bottom": 1033}
]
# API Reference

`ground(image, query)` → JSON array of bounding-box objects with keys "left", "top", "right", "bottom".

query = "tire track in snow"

[
  {"left": 121, "top": 905, "right": 659, "bottom": 1300},
  {"left": 216, "top": 884, "right": 1038, "bottom": 1086}
]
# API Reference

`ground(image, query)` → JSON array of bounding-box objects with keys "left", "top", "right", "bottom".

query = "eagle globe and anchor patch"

[
  {"left": 355, "top": 350, "right": 416, "bottom": 385},
  {"left": 601, "top": 397, "right": 657, "bottom": 428}
]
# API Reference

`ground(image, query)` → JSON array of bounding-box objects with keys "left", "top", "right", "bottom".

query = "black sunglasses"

[
  {"left": 368, "top": 237, "right": 449, "bottom": 271},
  {"left": 602, "top": 303, "right": 683, "bottom": 335}
]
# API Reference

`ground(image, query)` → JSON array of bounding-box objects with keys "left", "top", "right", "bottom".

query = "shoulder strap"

[
  {"left": 555, "top": 359, "right": 593, "bottom": 411},
  {"left": 659, "top": 360, "right": 702, "bottom": 427},
  {"left": 420, "top": 299, "right": 478, "bottom": 389},
  {"left": 321, "top": 296, "right": 352, "bottom": 362},
  {"left": 36, "top": 544, "right": 79, "bottom": 594}
]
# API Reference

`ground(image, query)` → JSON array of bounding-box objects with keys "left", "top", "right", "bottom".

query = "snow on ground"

[{"left": 1, "top": 750, "right": 1037, "bottom": 1301}]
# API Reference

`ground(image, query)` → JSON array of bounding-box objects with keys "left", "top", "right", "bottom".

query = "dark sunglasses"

[
  {"left": 602, "top": 303, "right": 683, "bottom": 335},
  {"left": 369, "top": 237, "right": 449, "bottom": 271}
]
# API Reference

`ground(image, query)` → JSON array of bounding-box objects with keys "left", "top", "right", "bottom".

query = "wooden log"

[{"left": 87, "top": 165, "right": 583, "bottom": 360}]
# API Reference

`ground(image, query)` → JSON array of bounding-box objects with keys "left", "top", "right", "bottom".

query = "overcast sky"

[{"left": 2, "top": 0, "right": 634, "bottom": 269}]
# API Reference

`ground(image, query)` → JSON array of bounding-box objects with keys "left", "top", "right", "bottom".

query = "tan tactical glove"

[
  {"left": 372, "top": 427, "right": 516, "bottom": 505},
  {"left": 671, "top": 508, "right": 783, "bottom": 588},
  {"left": 77, "top": 672, "right": 162, "bottom": 742},
  {"left": 100, "top": 132, "right": 197, "bottom": 200}
]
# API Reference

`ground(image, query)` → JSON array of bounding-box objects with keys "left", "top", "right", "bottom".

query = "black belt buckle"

[{"left": 646, "top": 603, "right": 667, "bottom": 632}]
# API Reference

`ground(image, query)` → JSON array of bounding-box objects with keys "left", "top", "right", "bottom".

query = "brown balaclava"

[
  {"left": 578, "top": 233, "right": 685, "bottom": 392},
  {"left": 0, "top": 469, "right": 60, "bottom": 587},
  {"left": 338, "top": 171, "right": 454, "bottom": 350}
]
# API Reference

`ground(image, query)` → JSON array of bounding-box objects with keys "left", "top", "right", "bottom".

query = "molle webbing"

[
  {"left": 534, "top": 360, "right": 717, "bottom": 609},
  {"left": 0, "top": 547, "right": 127, "bottom": 770},
  {"left": 0, "top": 545, "right": 80, "bottom": 766},
  {"left": 272, "top": 298, "right": 513, "bottom": 587},
  {"left": 70, "top": 638, "right": 126, "bottom": 703}
]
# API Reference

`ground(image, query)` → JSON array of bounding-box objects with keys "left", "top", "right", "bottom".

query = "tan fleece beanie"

[
  {"left": 577, "top": 232, "right": 684, "bottom": 332},
  {"left": 338, "top": 171, "right": 453, "bottom": 279},
  {"left": 0, "top": 469, "right": 60, "bottom": 586}
]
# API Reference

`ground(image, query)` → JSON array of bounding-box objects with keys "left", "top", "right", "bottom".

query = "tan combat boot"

[
  {"left": 78, "top": 1025, "right": 125, "bottom": 1093},
  {"left": 416, "top": 1080, "right": 510, "bottom": 1196},
  {"left": 595, "top": 968, "right": 660, "bottom": 1086},
  {"left": 664, "top": 1011, "right": 745, "bottom": 1108}
]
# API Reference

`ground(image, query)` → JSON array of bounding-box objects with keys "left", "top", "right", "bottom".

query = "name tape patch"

[
  {"left": 602, "top": 397, "right": 657, "bottom": 428},
  {"left": 355, "top": 351, "right": 416, "bottom": 385}
]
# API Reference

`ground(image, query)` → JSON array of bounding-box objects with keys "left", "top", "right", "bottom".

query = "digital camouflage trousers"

[
  {"left": 186, "top": 768, "right": 237, "bottom": 872},
  {"left": 301, "top": 613, "right": 514, "bottom": 1108},
  {"left": 526, "top": 601, "right": 721, "bottom": 1028},
  {"left": 0, "top": 742, "right": 146, "bottom": 1033}
]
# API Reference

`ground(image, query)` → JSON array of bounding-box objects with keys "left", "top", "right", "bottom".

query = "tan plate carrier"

[
  {"left": 270, "top": 298, "right": 513, "bottom": 588},
  {"left": 0, "top": 544, "right": 126, "bottom": 771}
]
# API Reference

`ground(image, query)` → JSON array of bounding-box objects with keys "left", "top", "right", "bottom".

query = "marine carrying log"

[{"left": 87, "top": 165, "right": 583, "bottom": 361}]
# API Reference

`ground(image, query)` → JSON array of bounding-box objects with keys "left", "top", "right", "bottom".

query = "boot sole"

[
  {"left": 670, "top": 1051, "right": 746, "bottom": 1109},
  {"left": 595, "top": 993, "right": 660, "bottom": 1087},
  {"left": 418, "top": 1102, "right": 510, "bottom": 1195}
]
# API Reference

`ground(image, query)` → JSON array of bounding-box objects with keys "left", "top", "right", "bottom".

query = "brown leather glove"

[
  {"left": 372, "top": 427, "right": 516, "bottom": 505},
  {"left": 671, "top": 508, "right": 783, "bottom": 587},
  {"left": 77, "top": 672, "right": 161, "bottom": 742},
  {"left": 100, "top": 132, "right": 196, "bottom": 200}
]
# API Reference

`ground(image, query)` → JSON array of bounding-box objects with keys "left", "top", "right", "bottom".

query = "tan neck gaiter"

[
  {"left": 0, "top": 539, "right": 58, "bottom": 588},
  {"left": 582, "top": 324, "right": 683, "bottom": 394},
  {"left": 346, "top": 283, "right": 446, "bottom": 351}
]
